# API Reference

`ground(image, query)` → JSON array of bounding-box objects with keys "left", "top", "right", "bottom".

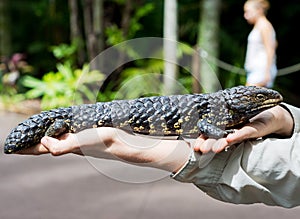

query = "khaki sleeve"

[
  {"left": 172, "top": 103, "right": 300, "bottom": 208},
  {"left": 281, "top": 103, "right": 300, "bottom": 133}
]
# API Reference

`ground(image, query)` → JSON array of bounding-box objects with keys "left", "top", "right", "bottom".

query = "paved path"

[{"left": 1, "top": 111, "right": 300, "bottom": 219}]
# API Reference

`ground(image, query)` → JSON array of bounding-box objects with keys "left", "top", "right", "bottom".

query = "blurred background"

[
  {"left": 1, "top": 0, "right": 300, "bottom": 111},
  {"left": 1, "top": 1, "right": 300, "bottom": 218}
]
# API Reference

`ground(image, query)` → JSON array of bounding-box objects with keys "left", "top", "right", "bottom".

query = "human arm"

[
  {"left": 258, "top": 19, "right": 277, "bottom": 86},
  {"left": 16, "top": 127, "right": 191, "bottom": 173},
  {"left": 16, "top": 103, "right": 295, "bottom": 164},
  {"left": 14, "top": 104, "right": 300, "bottom": 207},
  {"left": 172, "top": 103, "right": 300, "bottom": 208}
]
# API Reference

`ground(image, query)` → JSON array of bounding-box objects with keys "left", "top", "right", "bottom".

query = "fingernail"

[
  {"left": 41, "top": 137, "right": 48, "bottom": 145},
  {"left": 213, "top": 140, "right": 226, "bottom": 153},
  {"left": 200, "top": 144, "right": 210, "bottom": 154}
]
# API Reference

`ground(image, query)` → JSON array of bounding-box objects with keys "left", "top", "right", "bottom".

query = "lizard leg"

[{"left": 197, "top": 119, "right": 228, "bottom": 139}]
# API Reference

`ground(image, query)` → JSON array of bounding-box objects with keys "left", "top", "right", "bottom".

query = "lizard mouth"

[{"left": 250, "top": 96, "right": 283, "bottom": 112}]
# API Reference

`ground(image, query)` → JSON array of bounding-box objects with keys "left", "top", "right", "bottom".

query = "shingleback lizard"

[{"left": 4, "top": 86, "right": 283, "bottom": 154}]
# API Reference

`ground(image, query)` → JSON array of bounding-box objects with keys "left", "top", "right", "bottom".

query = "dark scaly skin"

[{"left": 4, "top": 86, "right": 283, "bottom": 154}]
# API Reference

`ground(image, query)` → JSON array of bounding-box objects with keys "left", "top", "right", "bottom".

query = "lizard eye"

[{"left": 256, "top": 94, "right": 265, "bottom": 100}]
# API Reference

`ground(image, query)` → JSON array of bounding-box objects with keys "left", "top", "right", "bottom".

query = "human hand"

[
  {"left": 15, "top": 129, "right": 98, "bottom": 156},
  {"left": 16, "top": 128, "right": 128, "bottom": 159},
  {"left": 193, "top": 105, "right": 294, "bottom": 153}
]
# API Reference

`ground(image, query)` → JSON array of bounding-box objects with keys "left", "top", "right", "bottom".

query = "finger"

[
  {"left": 41, "top": 134, "right": 79, "bottom": 156},
  {"left": 199, "top": 138, "right": 217, "bottom": 153},
  {"left": 16, "top": 143, "right": 49, "bottom": 155},
  {"left": 226, "top": 126, "right": 258, "bottom": 145},
  {"left": 193, "top": 137, "right": 205, "bottom": 152},
  {"left": 193, "top": 134, "right": 208, "bottom": 152},
  {"left": 211, "top": 138, "right": 230, "bottom": 153}
]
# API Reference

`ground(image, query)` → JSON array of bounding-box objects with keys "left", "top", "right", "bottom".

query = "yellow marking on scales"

[
  {"left": 98, "top": 120, "right": 104, "bottom": 126},
  {"left": 174, "top": 122, "right": 180, "bottom": 129},
  {"left": 128, "top": 118, "right": 135, "bottom": 123},
  {"left": 189, "top": 126, "right": 199, "bottom": 134},
  {"left": 163, "top": 130, "right": 172, "bottom": 135},
  {"left": 149, "top": 129, "right": 157, "bottom": 134},
  {"left": 176, "top": 129, "right": 183, "bottom": 135},
  {"left": 184, "top": 116, "right": 190, "bottom": 122},
  {"left": 133, "top": 127, "right": 140, "bottom": 132},
  {"left": 119, "top": 120, "right": 130, "bottom": 128},
  {"left": 216, "top": 120, "right": 228, "bottom": 126}
]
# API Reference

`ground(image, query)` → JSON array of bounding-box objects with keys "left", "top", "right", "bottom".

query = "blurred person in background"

[{"left": 244, "top": 0, "right": 277, "bottom": 88}]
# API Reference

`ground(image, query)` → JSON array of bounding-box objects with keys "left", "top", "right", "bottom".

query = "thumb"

[
  {"left": 41, "top": 136, "right": 74, "bottom": 156},
  {"left": 41, "top": 136, "right": 60, "bottom": 148},
  {"left": 226, "top": 126, "right": 258, "bottom": 145}
]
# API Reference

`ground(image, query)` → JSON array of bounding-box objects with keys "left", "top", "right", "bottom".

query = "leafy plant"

[
  {"left": 22, "top": 63, "right": 105, "bottom": 110},
  {"left": 50, "top": 42, "right": 78, "bottom": 66},
  {"left": 105, "top": 2, "right": 154, "bottom": 46},
  {"left": 115, "top": 59, "right": 164, "bottom": 99},
  {"left": 109, "top": 41, "right": 196, "bottom": 99}
]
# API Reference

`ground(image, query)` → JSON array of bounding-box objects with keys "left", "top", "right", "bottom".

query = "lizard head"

[{"left": 223, "top": 86, "right": 283, "bottom": 121}]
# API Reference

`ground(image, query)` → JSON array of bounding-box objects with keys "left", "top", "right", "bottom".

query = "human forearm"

[
  {"left": 280, "top": 103, "right": 300, "bottom": 134},
  {"left": 97, "top": 128, "right": 191, "bottom": 172},
  {"left": 271, "top": 104, "right": 294, "bottom": 137},
  {"left": 17, "top": 127, "right": 191, "bottom": 173}
]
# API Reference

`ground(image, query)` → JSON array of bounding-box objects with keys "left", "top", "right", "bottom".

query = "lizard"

[{"left": 4, "top": 85, "right": 283, "bottom": 154}]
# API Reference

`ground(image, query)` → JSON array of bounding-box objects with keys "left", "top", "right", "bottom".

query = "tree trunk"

[
  {"left": 68, "top": 0, "right": 85, "bottom": 65},
  {"left": 163, "top": 0, "right": 178, "bottom": 95},
  {"left": 121, "top": 0, "right": 133, "bottom": 37},
  {"left": 197, "top": 0, "right": 221, "bottom": 93},
  {"left": 81, "top": 0, "right": 104, "bottom": 70},
  {"left": 0, "top": 0, "right": 11, "bottom": 57},
  {"left": 192, "top": 46, "right": 201, "bottom": 93},
  {"left": 90, "top": 0, "right": 104, "bottom": 70},
  {"left": 82, "top": 0, "right": 93, "bottom": 61},
  {"left": 93, "top": 0, "right": 104, "bottom": 53}
]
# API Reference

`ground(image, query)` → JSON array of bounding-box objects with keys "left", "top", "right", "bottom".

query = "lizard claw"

[{"left": 224, "top": 129, "right": 235, "bottom": 136}]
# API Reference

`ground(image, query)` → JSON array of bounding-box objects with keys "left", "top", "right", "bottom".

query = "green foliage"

[
  {"left": 0, "top": 81, "right": 18, "bottom": 96},
  {"left": 22, "top": 63, "right": 104, "bottom": 110},
  {"left": 51, "top": 43, "right": 77, "bottom": 64},
  {"left": 105, "top": 25, "right": 125, "bottom": 46},
  {"left": 128, "top": 3, "right": 154, "bottom": 38},
  {"left": 115, "top": 59, "right": 164, "bottom": 99},
  {"left": 103, "top": 42, "right": 195, "bottom": 100},
  {"left": 105, "top": 2, "right": 154, "bottom": 46}
]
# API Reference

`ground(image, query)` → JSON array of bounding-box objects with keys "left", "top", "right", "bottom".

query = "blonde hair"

[{"left": 245, "top": 0, "right": 270, "bottom": 14}]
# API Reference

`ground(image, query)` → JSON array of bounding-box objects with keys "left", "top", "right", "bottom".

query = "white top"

[{"left": 244, "top": 27, "right": 277, "bottom": 72}]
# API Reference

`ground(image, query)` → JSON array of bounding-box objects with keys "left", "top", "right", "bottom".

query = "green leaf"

[
  {"left": 56, "top": 63, "right": 73, "bottom": 80},
  {"left": 22, "top": 75, "right": 44, "bottom": 88},
  {"left": 25, "top": 88, "right": 44, "bottom": 99}
]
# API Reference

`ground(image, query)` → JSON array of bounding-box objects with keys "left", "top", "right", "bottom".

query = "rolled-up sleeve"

[{"left": 172, "top": 103, "right": 300, "bottom": 208}]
